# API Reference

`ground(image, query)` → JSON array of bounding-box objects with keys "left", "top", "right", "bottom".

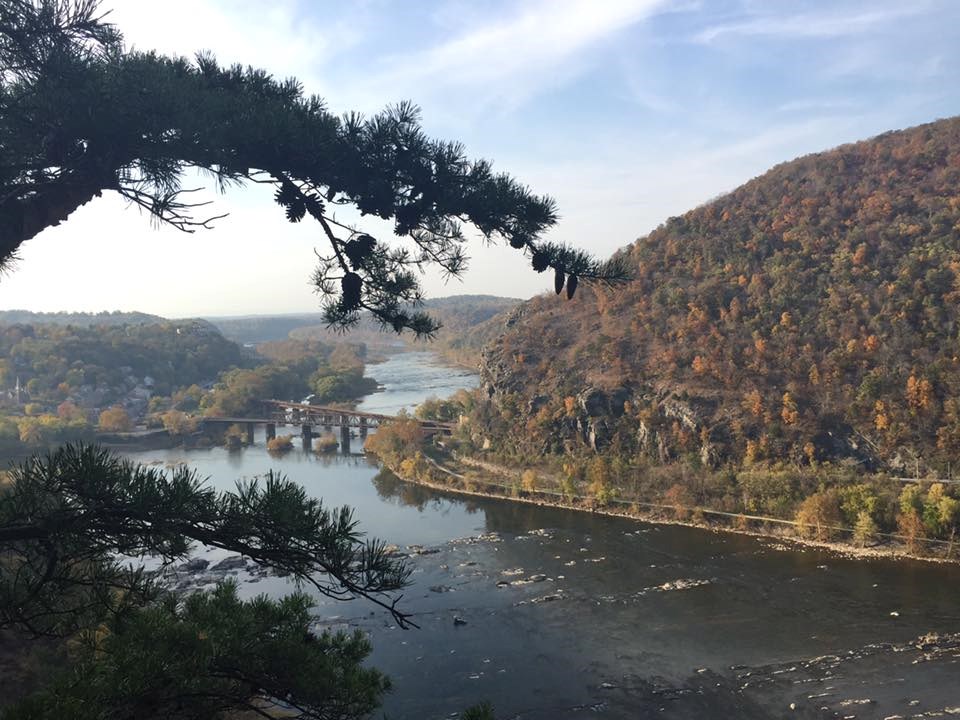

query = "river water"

[{"left": 125, "top": 351, "right": 960, "bottom": 719}]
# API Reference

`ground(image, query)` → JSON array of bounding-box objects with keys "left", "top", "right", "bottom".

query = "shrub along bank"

[{"left": 367, "top": 416, "right": 960, "bottom": 561}]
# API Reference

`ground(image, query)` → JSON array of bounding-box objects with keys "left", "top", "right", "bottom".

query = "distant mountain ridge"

[
  {"left": 0, "top": 310, "right": 164, "bottom": 326},
  {"left": 479, "top": 116, "right": 960, "bottom": 475},
  {"left": 288, "top": 295, "right": 521, "bottom": 356},
  {"left": 0, "top": 296, "right": 520, "bottom": 350},
  {"left": 204, "top": 314, "right": 326, "bottom": 345}
]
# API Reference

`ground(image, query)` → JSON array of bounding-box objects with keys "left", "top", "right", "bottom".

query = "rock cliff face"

[
  {"left": 477, "top": 117, "right": 960, "bottom": 473},
  {"left": 481, "top": 320, "right": 726, "bottom": 461}
]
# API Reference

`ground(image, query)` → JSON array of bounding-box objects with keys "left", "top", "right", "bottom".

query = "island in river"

[{"left": 125, "top": 350, "right": 960, "bottom": 719}]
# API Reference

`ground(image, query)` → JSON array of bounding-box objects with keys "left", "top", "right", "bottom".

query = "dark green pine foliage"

[
  {"left": 0, "top": 444, "right": 409, "bottom": 719},
  {"left": 4, "top": 582, "right": 389, "bottom": 720},
  {"left": 0, "top": 445, "right": 410, "bottom": 637},
  {"left": 0, "top": 2, "right": 625, "bottom": 715}
]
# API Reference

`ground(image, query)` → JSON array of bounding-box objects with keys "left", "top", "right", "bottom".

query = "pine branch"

[
  {"left": 0, "top": 444, "right": 415, "bottom": 635},
  {"left": 0, "top": 13, "right": 622, "bottom": 331}
]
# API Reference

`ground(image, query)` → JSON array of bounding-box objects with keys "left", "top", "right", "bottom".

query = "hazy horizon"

[{"left": 0, "top": 292, "right": 524, "bottom": 321}]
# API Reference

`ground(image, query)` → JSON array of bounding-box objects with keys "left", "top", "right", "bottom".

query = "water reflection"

[
  {"left": 370, "top": 467, "right": 486, "bottom": 517},
  {"left": 371, "top": 467, "right": 435, "bottom": 510}
]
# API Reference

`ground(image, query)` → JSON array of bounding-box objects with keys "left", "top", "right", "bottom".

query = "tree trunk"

[{"left": 0, "top": 179, "right": 110, "bottom": 265}]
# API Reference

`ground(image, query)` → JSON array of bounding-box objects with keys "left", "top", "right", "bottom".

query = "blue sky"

[{"left": 1, "top": 0, "right": 957, "bottom": 317}]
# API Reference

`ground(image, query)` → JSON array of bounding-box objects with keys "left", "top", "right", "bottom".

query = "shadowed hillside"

[{"left": 290, "top": 295, "right": 519, "bottom": 361}]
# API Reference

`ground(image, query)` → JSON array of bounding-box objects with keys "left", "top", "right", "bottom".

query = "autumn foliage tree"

[
  {"left": 363, "top": 416, "right": 423, "bottom": 465},
  {"left": 795, "top": 489, "right": 842, "bottom": 541},
  {"left": 97, "top": 405, "right": 131, "bottom": 432}
]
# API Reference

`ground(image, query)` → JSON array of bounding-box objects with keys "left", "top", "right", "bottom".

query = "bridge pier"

[
  {"left": 246, "top": 422, "right": 255, "bottom": 445},
  {"left": 266, "top": 423, "right": 275, "bottom": 441},
  {"left": 302, "top": 424, "right": 312, "bottom": 450},
  {"left": 340, "top": 424, "right": 351, "bottom": 454},
  {"left": 256, "top": 401, "right": 455, "bottom": 444}
]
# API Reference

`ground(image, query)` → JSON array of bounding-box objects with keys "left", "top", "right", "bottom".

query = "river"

[{"left": 125, "top": 351, "right": 960, "bottom": 719}]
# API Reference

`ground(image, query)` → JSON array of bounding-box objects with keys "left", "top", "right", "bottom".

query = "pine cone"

[
  {"left": 344, "top": 234, "right": 376, "bottom": 270},
  {"left": 341, "top": 272, "right": 362, "bottom": 309},
  {"left": 531, "top": 251, "right": 549, "bottom": 273}
]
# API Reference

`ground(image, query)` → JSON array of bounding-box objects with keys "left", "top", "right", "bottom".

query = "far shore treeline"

[
  {"left": 0, "top": 319, "right": 375, "bottom": 454},
  {"left": 0, "top": 297, "right": 518, "bottom": 456}
]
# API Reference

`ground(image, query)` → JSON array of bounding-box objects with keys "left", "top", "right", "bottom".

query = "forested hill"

[
  {"left": 290, "top": 295, "right": 520, "bottom": 358},
  {"left": 480, "top": 116, "right": 960, "bottom": 475},
  {"left": 0, "top": 321, "right": 242, "bottom": 399},
  {"left": 205, "top": 314, "right": 325, "bottom": 345},
  {"left": 0, "top": 310, "right": 163, "bottom": 326},
  {"left": 421, "top": 295, "right": 521, "bottom": 366},
  {"left": 417, "top": 295, "right": 520, "bottom": 328}
]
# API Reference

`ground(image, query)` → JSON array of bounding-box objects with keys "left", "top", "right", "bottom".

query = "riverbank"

[
  {"left": 377, "top": 448, "right": 960, "bottom": 565},
  {"left": 95, "top": 428, "right": 182, "bottom": 451},
  {"left": 112, "top": 345, "right": 960, "bottom": 720}
]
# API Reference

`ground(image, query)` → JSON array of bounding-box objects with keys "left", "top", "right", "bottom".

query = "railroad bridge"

[{"left": 201, "top": 399, "right": 455, "bottom": 451}]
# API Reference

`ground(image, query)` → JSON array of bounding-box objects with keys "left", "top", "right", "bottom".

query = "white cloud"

[
  {"left": 692, "top": 4, "right": 926, "bottom": 44},
  {"left": 775, "top": 97, "right": 861, "bottom": 114},
  {"left": 344, "top": 0, "right": 671, "bottom": 113},
  {"left": 102, "top": 0, "right": 365, "bottom": 95}
]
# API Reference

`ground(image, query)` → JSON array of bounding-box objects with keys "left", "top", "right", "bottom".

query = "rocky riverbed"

[{"left": 166, "top": 519, "right": 960, "bottom": 720}]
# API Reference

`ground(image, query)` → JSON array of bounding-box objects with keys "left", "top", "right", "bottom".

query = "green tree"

[
  {"left": 416, "top": 395, "right": 466, "bottom": 423},
  {"left": 921, "top": 483, "right": 960, "bottom": 538},
  {"left": 0, "top": 445, "right": 408, "bottom": 718},
  {"left": 852, "top": 510, "right": 879, "bottom": 547},
  {"left": 0, "top": 0, "right": 625, "bottom": 335},
  {"left": 311, "top": 369, "right": 377, "bottom": 404},
  {"left": 5, "top": 581, "right": 389, "bottom": 720},
  {"left": 839, "top": 483, "right": 879, "bottom": 527}
]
